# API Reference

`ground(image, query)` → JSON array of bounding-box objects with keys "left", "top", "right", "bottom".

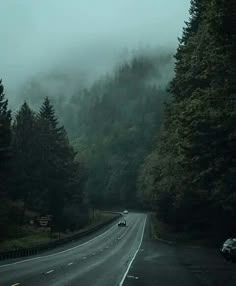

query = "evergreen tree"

[
  {"left": 0, "top": 80, "right": 11, "bottom": 197},
  {"left": 169, "top": 0, "right": 207, "bottom": 101},
  {"left": 139, "top": 0, "right": 236, "bottom": 239},
  {"left": 37, "top": 97, "right": 64, "bottom": 221},
  {"left": 11, "top": 102, "right": 37, "bottom": 222},
  {"left": 37, "top": 97, "right": 85, "bottom": 228}
]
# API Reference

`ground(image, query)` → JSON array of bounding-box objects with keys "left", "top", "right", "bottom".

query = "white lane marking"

[
  {"left": 119, "top": 216, "right": 147, "bottom": 286},
  {"left": 11, "top": 283, "right": 20, "bottom": 286},
  {"left": 127, "top": 275, "right": 139, "bottom": 280},
  {"left": 45, "top": 270, "right": 54, "bottom": 274},
  {"left": 0, "top": 222, "right": 118, "bottom": 268},
  {"left": 118, "top": 225, "right": 132, "bottom": 240},
  {"left": 68, "top": 262, "right": 74, "bottom": 266},
  {"left": 82, "top": 257, "right": 87, "bottom": 260}
]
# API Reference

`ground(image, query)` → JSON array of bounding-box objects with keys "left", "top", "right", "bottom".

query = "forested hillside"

[
  {"left": 1, "top": 0, "right": 235, "bottom": 245},
  {"left": 72, "top": 55, "right": 172, "bottom": 208},
  {"left": 0, "top": 83, "right": 87, "bottom": 240},
  {"left": 138, "top": 0, "right": 236, "bottom": 240},
  {"left": 0, "top": 53, "right": 172, "bottom": 240},
  {"left": 18, "top": 54, "right": 173, "bottom": 208}
]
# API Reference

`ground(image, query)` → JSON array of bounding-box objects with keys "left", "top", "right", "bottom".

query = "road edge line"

[
  {"left": 119, "top": 215, "right": 147, "bottom": 286},
  {"left": 0, "top": 221, "right": 118, "bottom": 268}
]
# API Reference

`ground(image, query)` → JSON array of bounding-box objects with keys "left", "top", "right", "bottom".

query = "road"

[
  {"left": 1, "top": 213, "right": 235, "bottom": 286},
  {"left": 122, "top": 217, "right": 236, "bottom": 286},
  {"left": 0, "top": 213, "right": 146, "bottom": 286}
]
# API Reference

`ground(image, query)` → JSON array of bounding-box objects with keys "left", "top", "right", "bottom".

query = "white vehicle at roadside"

[{"left": 220, "top": 238, "right": 236, "bottom": 262}]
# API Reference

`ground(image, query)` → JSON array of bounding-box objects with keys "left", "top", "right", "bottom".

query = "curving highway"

[{"left": 0, "top": 213, "right": 146, "bottom": 286}]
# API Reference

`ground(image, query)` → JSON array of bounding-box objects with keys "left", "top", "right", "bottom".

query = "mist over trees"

[
  {"left": 72, "top": 55, "right": 172, "bottom": 208},
  {"left": 1, "top": 0, "right": 235, "bottom": 245},
  {"left": 16, "top": 54, "right": 173, "bottom": 209},
  {"left": 0, "top": 52, "right": 173, "bottom": 240},
  {"left": 138, "top": 0, "right": 236, "bottom": 240}
]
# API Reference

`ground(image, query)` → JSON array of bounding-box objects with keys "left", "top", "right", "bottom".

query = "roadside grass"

[
  {"left": 0, "top": 228, "right": 51, "bottom": 251},
  {"left": 150, "top": 213, "right": 216, "bottom": 247},
  {"left": 0, "top": 211, "right": 117, "bottom": 252}
]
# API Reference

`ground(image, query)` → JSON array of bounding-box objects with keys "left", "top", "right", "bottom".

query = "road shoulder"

[{"left": 122, "top": 216, "right": 236, "bottom": 286}]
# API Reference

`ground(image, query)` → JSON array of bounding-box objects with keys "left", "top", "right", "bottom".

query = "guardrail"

[{"left": 0, "top": 212, "right": 121, "bottom": 261}]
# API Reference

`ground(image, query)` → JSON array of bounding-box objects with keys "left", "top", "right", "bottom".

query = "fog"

[{"left": 0, "top": 0, "right": 190, "bottom": 102}]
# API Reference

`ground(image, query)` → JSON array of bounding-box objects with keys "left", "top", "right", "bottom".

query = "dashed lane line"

[
  {"left": 127, "top": 275, "right": 139, "bottom": 280},
  {"left": 45, "top": 270, "right": 54, "bottom": 275},
  {"left": 0, "top": 221, "right": 118, "bottom": 268}
]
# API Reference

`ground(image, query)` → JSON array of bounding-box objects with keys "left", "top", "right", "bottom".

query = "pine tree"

[
  {"left": 140, "top": 0, "right": 236, "bottom": 237},
  {"left": 11, "top": 102, "right": 37, "bottom": 222},
  {"left": 169, "top": 0, "right": 207, "bottom": 101},
  {"left": 37, "top": 98, "right": 63, "bottom": 220},
  {"left": 37, "top": 97, "right": 84, "bottom": 228},
  {"left": 182, "top": 0, "right": 205, "bottom": 43},
  {"left": 0, "top": 80, "right": 11, "bottom": 197},
  {"left": 38, "top": 97, "right": 58, "bottom": 130}
]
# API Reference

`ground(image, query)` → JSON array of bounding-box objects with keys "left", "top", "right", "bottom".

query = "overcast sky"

[{"left": 0, "top": 0, "right": 190, "bottom": 97}]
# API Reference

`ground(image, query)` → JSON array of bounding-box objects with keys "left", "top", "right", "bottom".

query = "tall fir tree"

[
  {"left": 169, "top": 0, "right": 207, "bottom": 101},
  {"left": 0, "top": 80, "right": 11, "bottom": 197},
  {"left": 0, "top": 80, "right": 13, "bottom": 240},
  {"left": 37, "top": 97, "right": 83, "bottom": 228},
  {"left": 11, "top": 102, "right": 37, "bottom": 222},
  {"left": 139, "top": 0, "right": 236, "bottom": 238}
]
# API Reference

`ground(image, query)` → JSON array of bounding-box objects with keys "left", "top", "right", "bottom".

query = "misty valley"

[{"left": 0, "top": 0, "right": 236, "bottom": 286}]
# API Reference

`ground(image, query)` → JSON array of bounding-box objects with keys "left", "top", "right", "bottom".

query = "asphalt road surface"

[
  {"left": 122, "top": 217, "right": 236, "bottom": 286},
  {"left": 0, "top": 213, "right": 146, "bottom": 286},
  {"left": 1, "top": 213, "right": 235, "bottom": 286}
]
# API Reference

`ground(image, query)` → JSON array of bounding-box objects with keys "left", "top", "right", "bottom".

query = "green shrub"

[{"left": 0, "top": 199, "right": 21, "bottom": 241}]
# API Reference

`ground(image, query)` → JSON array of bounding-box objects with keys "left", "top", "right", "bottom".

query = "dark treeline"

[
  {"left": 138, "top": 0, "right": 236, "bottom": 241},
  {"left": 0, "top": 83, "right": 87, "bottom": 240},
  {"left": 2, "top": 0, "right": 234, "bottom": 244},
  {"left": 18, "top": 54, "right": 173, "bottom": 209},
  {"left": 72, "top": 55, "right": 171, "bottom": 208},
  {"left": 0, "top": 53, "right": 172, "bottom": 241}
]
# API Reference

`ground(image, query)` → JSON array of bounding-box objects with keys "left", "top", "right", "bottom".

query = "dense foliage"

[
  {"left": 0, "top": 80, "right": 14, "bottom": 238},
  {"left": 70, "top": 55, "right": 172, "bottom": 208},
  {"left": 138, "top": 0, "right": 236, "bottom": 240},
  {"left": 17, "top": 54, "right": 172, "bottom": 209},
  {"left": 1, "top": 0, "right": 234, "bottom": 244},
  {"left": 0, "top": 87, "right": 87, "bottom": 240},
  {"left": 0, "top": 80, "right": 11, "bottom": 195},
  {"left": 1, "top": 53, "right": 172, "bottom": 240}
]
